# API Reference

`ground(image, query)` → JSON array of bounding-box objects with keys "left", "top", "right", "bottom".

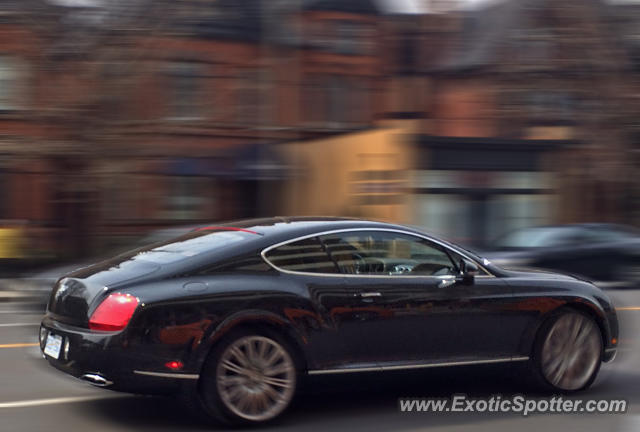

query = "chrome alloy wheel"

[
  {"left": 540, "top": 313, "right": 602, "bottom": 391},
  {"left": 216, "top": 335, "right": 296, "bottom": 422}
]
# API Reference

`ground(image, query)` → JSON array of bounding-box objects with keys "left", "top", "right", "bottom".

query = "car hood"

[
  {"left": 482, "top": 250, "right": 535, "bottom": 263},
  {"left": 498, "top": 267, "right": 586, "bottom": 283}
]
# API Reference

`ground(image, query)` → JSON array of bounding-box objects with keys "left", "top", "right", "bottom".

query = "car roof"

[{"left": 211, "top": 216, "right": 411, "bottom": 239}]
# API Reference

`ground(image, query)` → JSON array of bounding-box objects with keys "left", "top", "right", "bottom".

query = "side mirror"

[{"left": 458, "top": 259, "right": 479, "bottom": 285}]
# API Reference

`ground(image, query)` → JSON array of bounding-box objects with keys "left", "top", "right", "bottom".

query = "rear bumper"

[
  {"left": 40, "top": 316, "right": 198, "bottom": 395},
  {"left": 603, "top": 308, "right": 619, "bottom": 363}
]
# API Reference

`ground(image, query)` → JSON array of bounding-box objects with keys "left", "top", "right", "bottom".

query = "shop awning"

[{"left": 164, "top": 143, "right": 289, "bottom": 180}]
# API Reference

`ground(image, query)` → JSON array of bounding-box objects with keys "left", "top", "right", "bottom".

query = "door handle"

[
  {"left": 359, "top": 292, "right": 382, "bottom": 298},
  {"left": 437, "top": 278, "right": 456, "bottom": 289}
]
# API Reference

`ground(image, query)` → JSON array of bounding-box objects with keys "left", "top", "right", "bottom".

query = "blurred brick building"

[
  {"left": 401, "top": 0, "right": 639, "bottom": 244},
  {"left": 0, "top": 0, "right": 638, "bottom": 260},
  {"left": 0, "top": 0, "right": 397, "bottom": 259}
]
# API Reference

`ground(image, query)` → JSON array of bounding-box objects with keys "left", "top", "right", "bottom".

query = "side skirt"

[{"left": 307, "top": 356, "right": 530, "bottom": 376}]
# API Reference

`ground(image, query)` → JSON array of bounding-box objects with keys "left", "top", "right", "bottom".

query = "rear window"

[{"left": 109, "top": 229, "right": 257, "bottom": 266}]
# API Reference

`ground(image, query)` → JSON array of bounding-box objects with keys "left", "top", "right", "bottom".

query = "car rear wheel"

[
  {"left": 198, "top": 330, "right": 297, "bottom": 426},
  {"left": 532, "top": 310, "right": 602, "bottom": 392}
]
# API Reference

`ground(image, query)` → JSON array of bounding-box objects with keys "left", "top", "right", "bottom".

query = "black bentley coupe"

[{"left": 40, "top": 217, "right": 619, "bottom": 425}]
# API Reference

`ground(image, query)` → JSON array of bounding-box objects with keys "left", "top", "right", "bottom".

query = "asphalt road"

[{"left": 2, "top": 291, "right": 640, "bottom": 432}]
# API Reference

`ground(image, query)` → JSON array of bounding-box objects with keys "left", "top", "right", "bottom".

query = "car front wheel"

[{"left": 532, "top": 310, "right": 603, "bottom": 392}]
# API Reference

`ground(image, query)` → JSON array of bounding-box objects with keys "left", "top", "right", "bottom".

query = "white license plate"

[{"left": 44, "top": 334, "right": 63, "bottom": 359}]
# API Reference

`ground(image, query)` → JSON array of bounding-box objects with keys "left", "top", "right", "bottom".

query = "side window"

[
  {"left": 582, "top": 228, "right": 627, "bottom": 244},
  {"left": 264, "top": 237, "right": 339, "bottom": 274},
  {"left": 556, "top": 229, "right": 587, "bottom": 246},
  {"left": 319, "top": 231, "right": 457, "bottom": 276}
]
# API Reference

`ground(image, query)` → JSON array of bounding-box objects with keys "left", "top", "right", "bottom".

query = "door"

[
  {"left": 318, "top": 230, "right": 514, "bottom": 366},
  {"left": 262, "top": 236, "right": 369, "bottom": 369}
]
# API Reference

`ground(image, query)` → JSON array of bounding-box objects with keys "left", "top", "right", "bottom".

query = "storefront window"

[{"left": 414, "top": 193, "right": 553, "bottom": 247}]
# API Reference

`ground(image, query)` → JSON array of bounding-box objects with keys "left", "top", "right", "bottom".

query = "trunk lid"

[{"left": 47, "top": 259, "right": 159, "bottom": 326}]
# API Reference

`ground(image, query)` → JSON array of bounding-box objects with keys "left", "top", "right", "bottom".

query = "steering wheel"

[{"left": 432, "top": 265, "right": 455, "bottom": 276}]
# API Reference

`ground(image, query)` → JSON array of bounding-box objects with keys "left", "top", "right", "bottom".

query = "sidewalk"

[{"left": 0, "top": 278, "right": 51, "bottom": 305}]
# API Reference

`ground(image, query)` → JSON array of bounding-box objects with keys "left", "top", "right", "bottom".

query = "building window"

[
  {"left": 333, "top": 21, "right": 374, "bottom": 55},
  {"left": 305, "top": 20, "right": 374, "bottom": 55},
  {"left": 326, "top": 76, "right": 347, "bottom": 127},
  {"left": 0, "top": 56, "right": 23, "bottom": 111},
  {"left": 335, "top": 21, "right": 358, "bottom": 55},
  {"left": 302, "top": 75, "right": 325, "bottom": 126},
  {"left": 305, "top": 20, "right": 329, "bottom": 49},
  {"left": 500, "top": 89, "right": 578, "bottom": 125},
  {"left": 526, "top": 91, "right": 575, "bottom": 122},
  {"left": 235, "top": 70, "right": 271, "bottom": 127},
  {"left": 166, "top": 62, "right": 208, "bottom": 120},
  {"left": 166, "top": 176, "right": 207, "bottom": 220},
  {"left": 350, "top": 81, "right": 371, "bottom": 125},
  {"left": 398, "top": 31, "right": 418, "bottom": 73},
  {"left": 302, "top": 75, "right": 370, "bottom": 128}
]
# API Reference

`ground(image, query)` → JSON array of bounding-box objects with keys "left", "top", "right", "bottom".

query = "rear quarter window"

[{"left": 264, "top": 237, "right": 339, "bottom": 274}]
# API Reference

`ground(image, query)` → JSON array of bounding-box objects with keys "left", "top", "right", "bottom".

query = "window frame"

[{"left": 261, "top": 228, "right": 494, "bottom": 278}]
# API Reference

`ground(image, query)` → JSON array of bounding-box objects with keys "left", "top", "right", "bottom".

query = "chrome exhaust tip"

[{"left": 81, "top": 373, "right": 113, "bottom": 388}]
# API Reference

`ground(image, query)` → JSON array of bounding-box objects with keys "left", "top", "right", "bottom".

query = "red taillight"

[
  {"left": 89, "top": 293, "right": 139, "bottom": 331},
  {"left": 165, "top": 361, "right": 184, "bottom": 370}
]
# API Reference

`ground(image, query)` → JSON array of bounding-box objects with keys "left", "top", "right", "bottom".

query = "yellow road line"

[
  {"left": 0, "top": 343, "right": 39, "bottom": 349},
  {"left": 615, "top": 307, "right": 640, "bottom": 311}
]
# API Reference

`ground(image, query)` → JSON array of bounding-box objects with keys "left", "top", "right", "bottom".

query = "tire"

[
  {"left": 196, "top": 328, "right": 298, "bottom": 426},
  {"left": 530, "top": 309, "right": 603, "bottom": 392}
]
